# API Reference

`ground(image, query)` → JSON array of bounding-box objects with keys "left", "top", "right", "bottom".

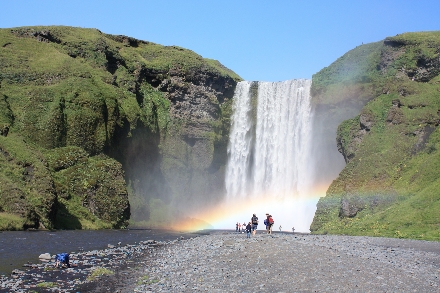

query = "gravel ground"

[
  {"left": 131, "top": 231, "right": 439, "bottom": 292},
  {"left": 1, "top": 231, "right": 439, "bottom": 292}
]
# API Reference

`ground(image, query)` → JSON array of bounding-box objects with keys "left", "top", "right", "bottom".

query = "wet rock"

[
  {"left": 11, "top": 269, "right": 24, "bottom": 275},
  {"left": 38, "top": 253, "right": 51, "bottom": 262}
]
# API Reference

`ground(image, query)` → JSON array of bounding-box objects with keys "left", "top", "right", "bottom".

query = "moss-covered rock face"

[
  {"left": 0, "top": 134, "right": 56, "bottom": 229},
  {"left": 44, "top": 146, "right": 129, "bottom": 229},
  {"left": 0, "top": 26, "right": 240, "bottom": 230},
  {"left": 311, "top": 32, "right": 440, "bottom": 241}
]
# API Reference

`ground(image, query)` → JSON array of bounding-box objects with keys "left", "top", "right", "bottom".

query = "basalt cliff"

[{"left": 0, "top": 26, "right": 240, "bottom": 230}]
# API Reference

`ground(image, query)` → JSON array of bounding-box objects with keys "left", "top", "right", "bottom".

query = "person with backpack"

[
  {"left": 245, "top": 222, "right": 252, "bottom": 238},
  {"left": 55, "top": 252, "right": 70, "bottom": 268},
  {"left": 268, "top": 215, "right": 274, "bottom": 234},
  {"left": 251, "top": 213, "right": 258, "bottom": 235}
]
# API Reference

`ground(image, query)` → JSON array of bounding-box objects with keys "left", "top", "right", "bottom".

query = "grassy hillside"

[
  {"left": 0, "top": 26, "right": 241, "bottom": 230},
  {"left": 310, "top": 32, "right": 440, "bottom": 241}
]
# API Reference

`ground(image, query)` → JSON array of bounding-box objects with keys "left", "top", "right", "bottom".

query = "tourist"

[
  {"left": 292, "top": 227, "right": 295, "bottom": 233},
  {"left": 251, "top": 213, "right": 258, "bottom": 235},
  {"left": 246, "top": 222, "right": 252, "bottom": 238},
  {"left": 265, "top": 213, "right": 270, "bottom": 233},
  {"left": 279, "top": 225, "right": 282, "bottom": 232},
  {"left": 55, "top": 252, "right": 70, "bottom": 268},
  {"left": 268, "top": 215, "right": 274, "bottom": 234},
  {"left": 236, "top": 222, "right": 239, "bottom": 232},
  {"left": 242, "top": 222, "right": 246, "bottom": 233}
]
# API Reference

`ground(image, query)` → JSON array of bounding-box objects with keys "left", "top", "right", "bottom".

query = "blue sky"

[{"left": 2, "top": 1, "right": 439, "bottom": 81}]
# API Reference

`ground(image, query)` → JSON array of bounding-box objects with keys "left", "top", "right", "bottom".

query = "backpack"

[
  {"left": 269, "top": 217, "right": 274, "bottom": 224},
  {"left": 55, "top": 253, "right": 69, "bottom": 263},
  {"left": 252, "top": 216, "right": 258, "bottom": 224}
]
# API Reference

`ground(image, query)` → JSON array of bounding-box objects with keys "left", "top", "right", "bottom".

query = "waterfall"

[
  {"left": 225, "top": 81, "right": 253, "bottom": 198},
  {"left": 225, "top": 79, "right": 314, "bottom": 231}
]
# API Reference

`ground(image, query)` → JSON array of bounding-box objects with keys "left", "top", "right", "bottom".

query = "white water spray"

[{"left": 224, "top": 79, "right": 316, "bottom": 232}]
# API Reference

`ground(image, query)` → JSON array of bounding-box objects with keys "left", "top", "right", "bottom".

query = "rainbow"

[{"left": 176, "top": 185, "right": 328, "bottom": 233}]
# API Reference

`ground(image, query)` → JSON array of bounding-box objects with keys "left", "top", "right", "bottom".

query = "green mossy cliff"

[
  {"left": 0, "top": 26, "right": 241, "bottom": 230},
  {"left": 310, "top": 32, "right": 440, "bottom": 241}
]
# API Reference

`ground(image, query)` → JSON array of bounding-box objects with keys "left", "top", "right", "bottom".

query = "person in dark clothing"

[
  {"left": 265, "top": 213, "right": 270, "bottom": 233},
  {"left": 266, "top": 214, "right": 274, "bottom": 234},
  {"left": 251, "top": 213, "right": 258, "bottom": 235},
  {"left": 246, "top": 222, "right": 252, "bottom": 238}
]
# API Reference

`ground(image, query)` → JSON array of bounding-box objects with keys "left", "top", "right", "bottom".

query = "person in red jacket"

[{"left": 267, "top": 214, "right": 274, "bottom": 234}]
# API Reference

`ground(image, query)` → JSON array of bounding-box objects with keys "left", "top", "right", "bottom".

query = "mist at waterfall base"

[
  {"left": 198, "top": 80, "right": 321, "bottom": 232},
  {"left": 190, "top": 187, "right": 326, "bottom": 232}
]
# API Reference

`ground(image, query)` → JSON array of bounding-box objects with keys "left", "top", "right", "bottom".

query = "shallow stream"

[{"left": 0, "top": 229, "right": 201, "bottom": 275}]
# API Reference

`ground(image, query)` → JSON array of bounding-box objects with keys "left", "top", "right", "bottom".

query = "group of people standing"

[
  {"left": 263, "top": 213, "right": 274, "bottom": 234},
  {"left": 236, "top": 213, "right": 275, "bottom": 238},
  {"left": 235, "top": 222, "right": 246, "bottom": 233}
]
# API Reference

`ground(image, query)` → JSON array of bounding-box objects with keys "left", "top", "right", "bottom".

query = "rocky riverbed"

[
  {"left": 0, "top": 237, "right": 185, "bottom": 292},
  {"left": 1, "top": 231, "right": 439, "bottom": 292}
]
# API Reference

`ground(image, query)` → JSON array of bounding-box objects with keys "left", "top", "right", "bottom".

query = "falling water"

[
  {"left": 225, "top": 81, "right": 253, "bottom": 198},
  {"left": 225, "top": 79, "right": 315, "bottom": 231}
]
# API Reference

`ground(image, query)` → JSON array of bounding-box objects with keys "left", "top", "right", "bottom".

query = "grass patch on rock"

[
  {"left": 36, "top": 281, "right": 56, "bottom": 288},
  {"left": 87, "top": 267, "right": 114, "bottom": 281}
]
